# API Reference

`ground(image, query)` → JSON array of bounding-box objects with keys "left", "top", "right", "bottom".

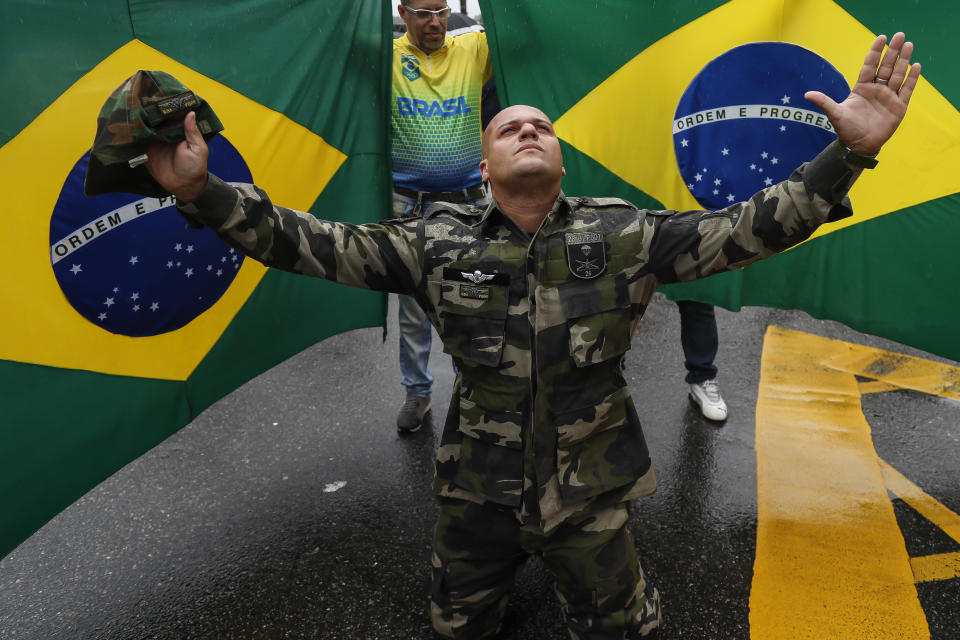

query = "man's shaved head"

[{"left": 482, "top": 105, "right": 553, "bottom": 159}]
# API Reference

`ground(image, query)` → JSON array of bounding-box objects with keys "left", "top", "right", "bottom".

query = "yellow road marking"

[
  {"left": 910, "top": 553, "right": 960, "bottom": 583},
  {"left": 879, "top": 458, "right": 960, "bottom": 584},
  {"left": 880, "top": 460, "right": 960, "bottom": 547},
  {"left": 858, "top": 380, "right": 901, "bottom": 394},
  {"left": 750, "top": 326, "right": 929, "bottom": 640},
  {"left": 823, "top": 346, "right": 960, "bottom": 401}
]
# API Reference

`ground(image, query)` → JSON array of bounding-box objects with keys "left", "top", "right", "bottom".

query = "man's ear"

[
  {"left": 479, "top": 158, "right": 489, "bottom": 182},
  {"left": 561, "top": 166, "right": 566, "bottom": 177}
]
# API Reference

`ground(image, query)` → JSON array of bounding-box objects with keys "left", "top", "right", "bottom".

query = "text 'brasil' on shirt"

[
  {"left": 391, "top": 31, "right": 491, "bottom": 193},
  {"left": 396, "top": 96, "right": 472, "bottom": 118}
]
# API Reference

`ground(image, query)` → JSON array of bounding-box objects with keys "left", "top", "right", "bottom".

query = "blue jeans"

[
  {"left": 677, "top": 300, "right": 719, "bottom": 384},
  {"left": 393, "top": 190, "right": 487, "bottom": 397}
]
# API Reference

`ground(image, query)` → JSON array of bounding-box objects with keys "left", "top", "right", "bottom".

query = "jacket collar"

[{"left": 477, "top": 191, "right": 574, "bottom": 233}]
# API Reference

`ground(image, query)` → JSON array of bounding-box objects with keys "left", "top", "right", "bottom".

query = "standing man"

[
  {"left": 678, "top": 301, "right": 728, "bottom": 421},
  {"left": 391, "top": 0, "right": 492, "bottom": 433},
  {"left": 144, "top": 32, "right": 919, "bottom": 639}
]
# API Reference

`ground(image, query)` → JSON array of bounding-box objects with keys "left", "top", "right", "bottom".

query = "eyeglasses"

[{"left": 406, "top": 7, "right": 451, "bottom": 20}]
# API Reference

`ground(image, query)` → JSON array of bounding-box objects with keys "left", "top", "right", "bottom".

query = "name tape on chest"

[{"left": 443, "top": 267, "right": 509, "bottom": 299}]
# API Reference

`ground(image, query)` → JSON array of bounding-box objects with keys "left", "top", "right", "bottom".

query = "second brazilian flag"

[{"left": 480, "top": 0, "right": 960, "bottom": 363}]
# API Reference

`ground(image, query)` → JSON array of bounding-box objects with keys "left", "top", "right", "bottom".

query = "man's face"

[
  {"left": 399, "top": 0, "right": 449, "bottom": 54},
  {"left": 480, "top": 105, "right": 565, "bottom": 187}
]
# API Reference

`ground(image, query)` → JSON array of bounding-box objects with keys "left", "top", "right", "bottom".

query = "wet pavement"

[{"left": 1, "top": 293, "right": 957, "bottom": 639}]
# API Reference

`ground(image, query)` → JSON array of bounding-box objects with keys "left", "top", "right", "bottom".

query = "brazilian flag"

[
  {"left": 481, "top": 0, "right": 960, "bottom": 362},
  {"left": 0, "top": 1, "right": 391, "bottom": 556}
]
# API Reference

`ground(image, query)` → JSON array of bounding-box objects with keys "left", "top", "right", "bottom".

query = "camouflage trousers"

[{"left": 430, "top": 497, "right": 662, "bottom": 639}]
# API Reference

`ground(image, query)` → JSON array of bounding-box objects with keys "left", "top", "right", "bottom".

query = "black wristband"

[{"left": 833, "top": 139, "right": 879, "bottom": 169}]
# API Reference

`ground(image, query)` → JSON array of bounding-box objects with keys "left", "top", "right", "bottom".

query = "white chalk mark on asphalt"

[{"left": 323, "top": 481, "right": 347, "bottom": 493}]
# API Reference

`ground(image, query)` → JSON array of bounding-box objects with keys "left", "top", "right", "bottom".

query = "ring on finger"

[{"left": 874, "top": 75, "right": 889, "bottom": 84}]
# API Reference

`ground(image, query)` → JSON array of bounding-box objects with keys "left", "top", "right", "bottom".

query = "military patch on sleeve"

[{"left": 564, "top": 231, "right": 606, "bottom": 279}]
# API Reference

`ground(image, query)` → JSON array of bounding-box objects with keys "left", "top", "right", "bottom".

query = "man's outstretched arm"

[{"left": 144, "top": 112, "right": 423, "bottom": 295}]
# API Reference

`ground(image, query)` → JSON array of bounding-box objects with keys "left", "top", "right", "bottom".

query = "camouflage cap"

[{"left": 84, "top": 69, "right": 223, "bottom": 197}]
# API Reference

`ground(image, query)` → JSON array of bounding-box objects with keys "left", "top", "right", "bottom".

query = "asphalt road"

[{"left": 1, "top": 293, "right": 957, "bottom": 639}]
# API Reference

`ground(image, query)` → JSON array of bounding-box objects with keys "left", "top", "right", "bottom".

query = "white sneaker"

[{"left": 689, "top": 379, "right": 728, "bottom": 421}]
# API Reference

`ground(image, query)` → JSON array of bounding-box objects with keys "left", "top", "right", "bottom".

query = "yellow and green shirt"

[{"left": 391, "top": 31, "right": 492, "bottom": 192}]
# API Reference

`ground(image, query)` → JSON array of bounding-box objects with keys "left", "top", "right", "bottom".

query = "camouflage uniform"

[
  {"left": 430, "top": 498, "right": 660, "bottom": 639},
  {"left": 176, "top": 142, "right": 856, "bottom": 638}
]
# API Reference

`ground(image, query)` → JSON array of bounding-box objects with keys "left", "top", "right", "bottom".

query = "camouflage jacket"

[{"left": 177, "top": 143, "right": 856, "bottom": 531}]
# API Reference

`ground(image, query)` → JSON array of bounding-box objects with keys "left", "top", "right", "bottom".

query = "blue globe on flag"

[
  {"left": 49, "top": 136, "right": 253, "bottom": 337},
  {"left": 673, "top": 42, "right": 850, "bottom": 211}
]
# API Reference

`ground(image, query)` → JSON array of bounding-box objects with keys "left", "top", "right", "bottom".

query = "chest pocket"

[
  {"left": 437, "top": 267, "right": 509, "bottom": 367},
  {"left": 558, "top": 274, "right": 632, "bottom": 367}
]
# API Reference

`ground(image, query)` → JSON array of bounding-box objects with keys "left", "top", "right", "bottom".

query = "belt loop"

[{"left": 414, "top": 190, "right": 424, "bottom": 217}]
